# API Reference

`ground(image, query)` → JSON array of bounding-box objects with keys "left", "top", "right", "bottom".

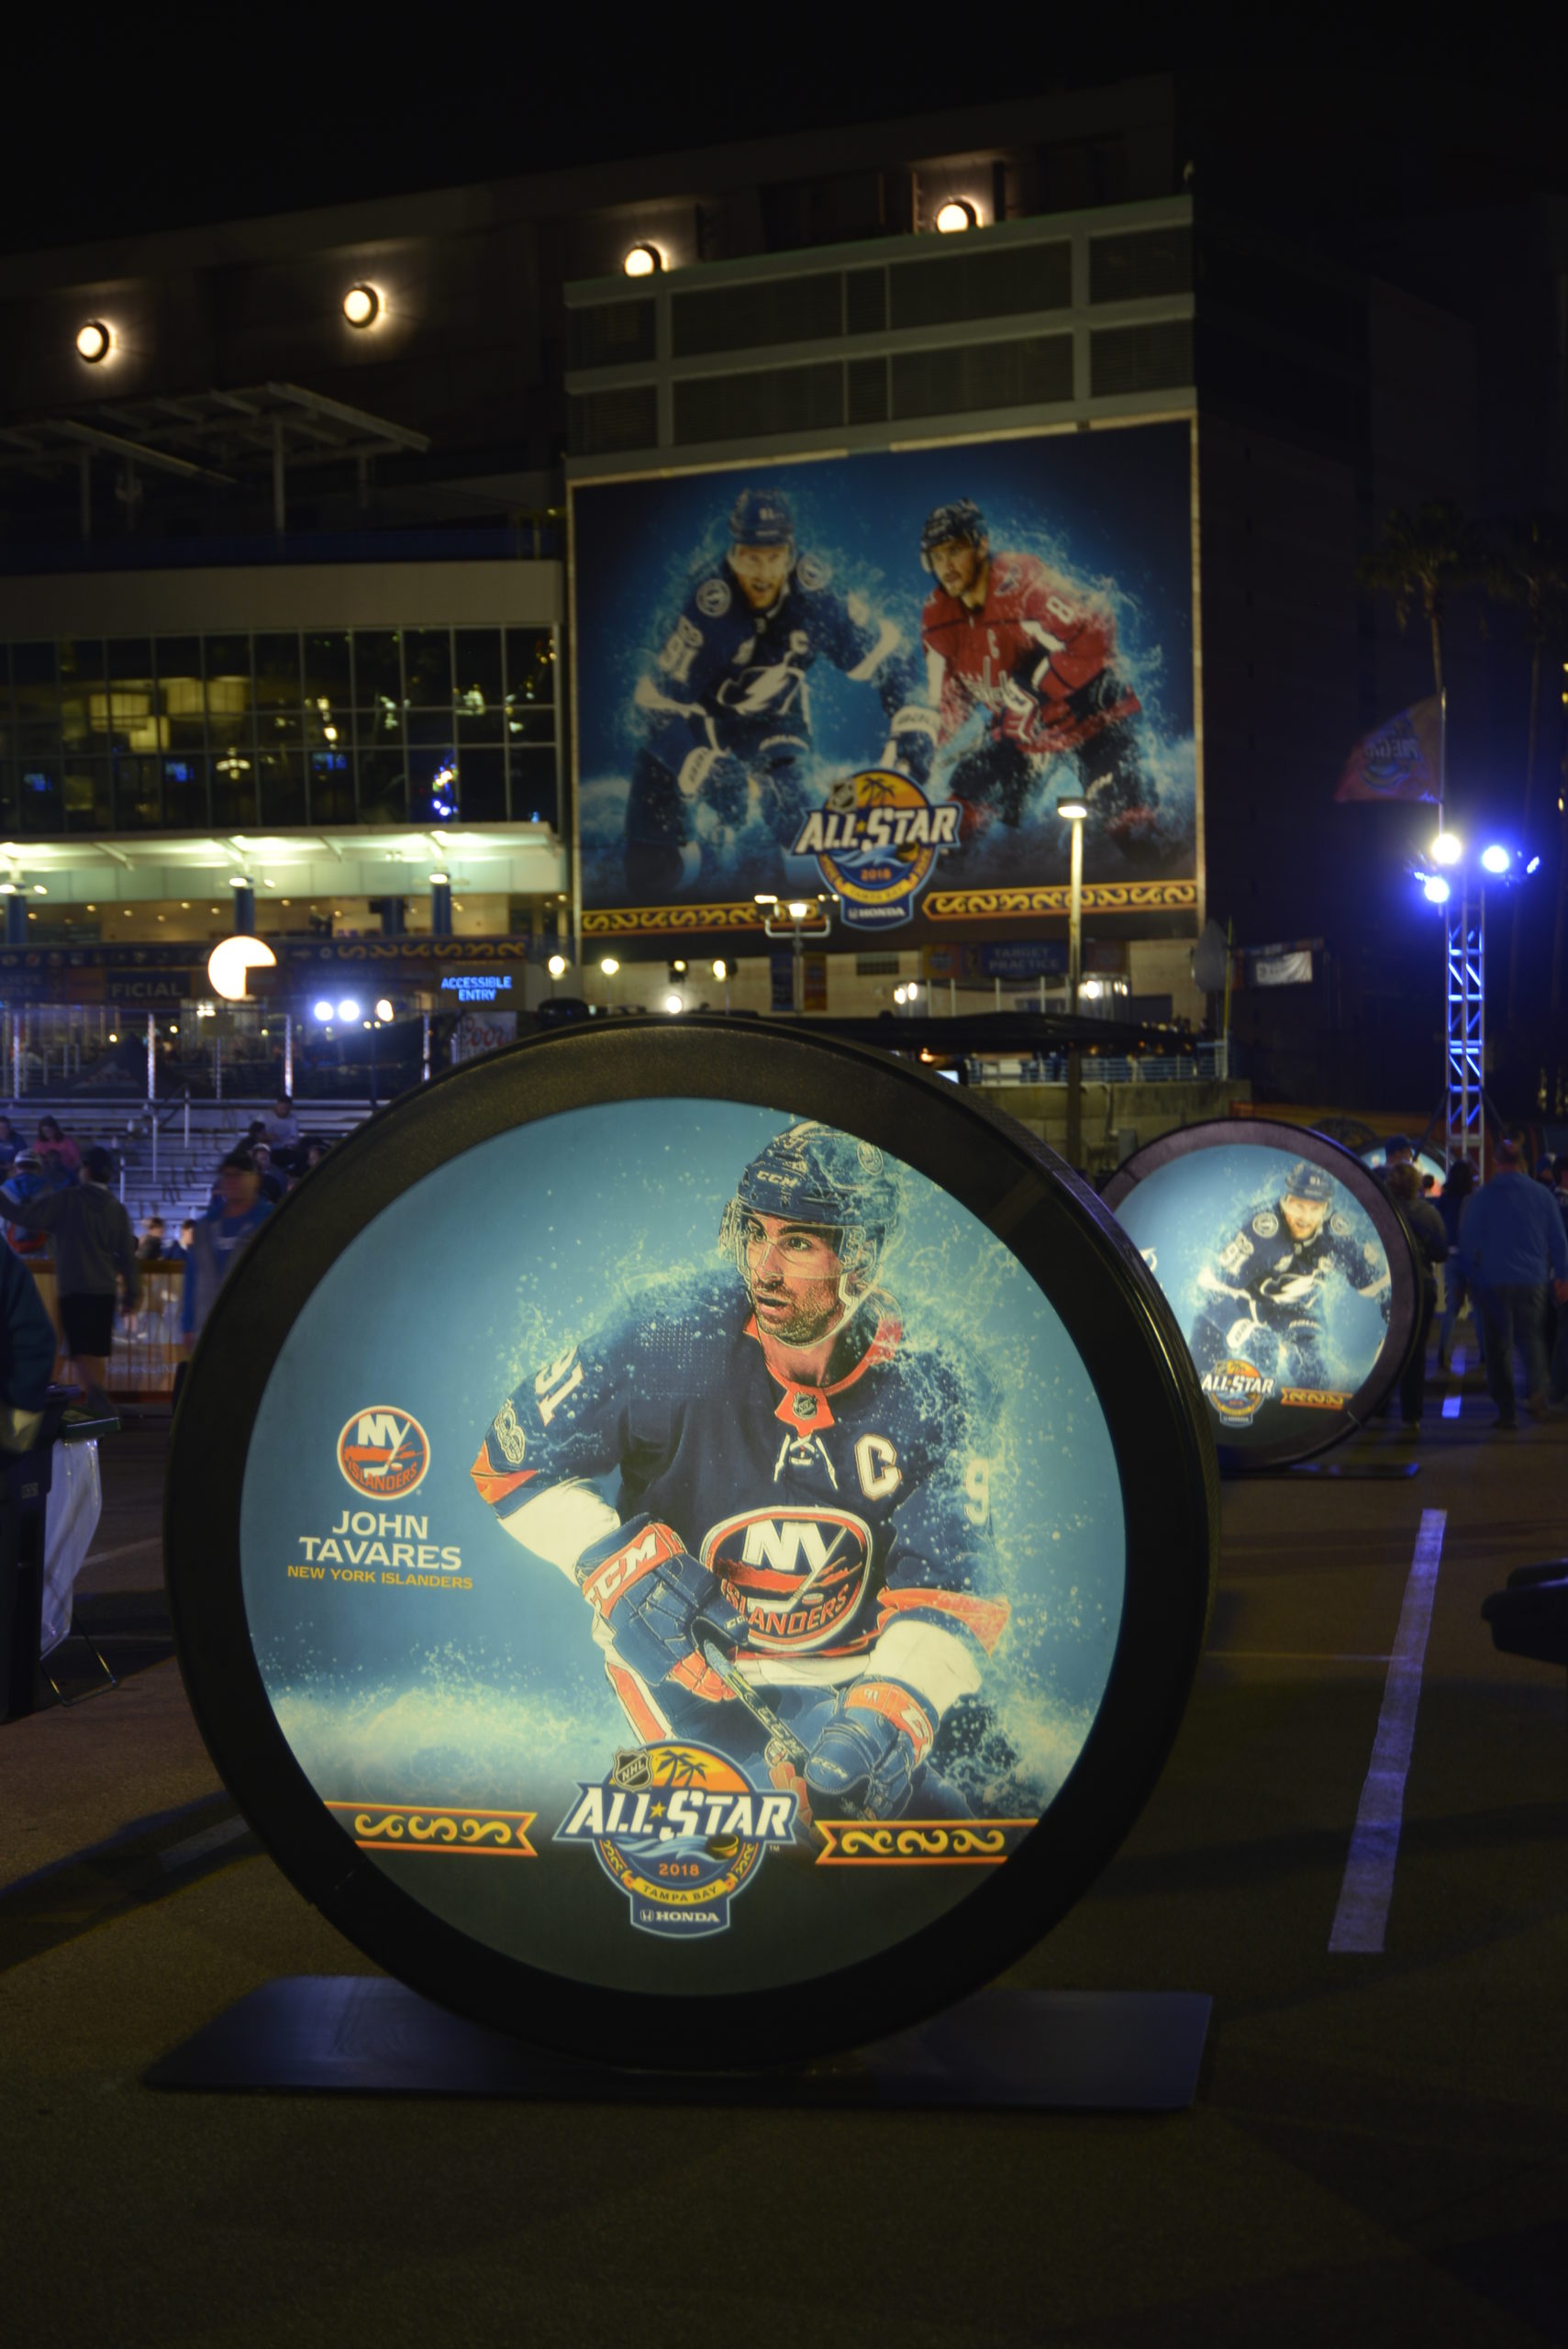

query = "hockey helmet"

[
  {"left": 728, "top": 487, "right": 795, "bottom": 548},
  {"left": 1283, "top": 1159, "right": 1332, "bottom": 1204},
  {"left": 721, "top": 1121, "right": 901, "bottom": 1286},
  {"left": 920, "top": 498, "right": 987, "bottom": 570}
]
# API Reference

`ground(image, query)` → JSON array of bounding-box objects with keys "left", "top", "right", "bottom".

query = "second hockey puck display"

[{"left": 1102, "top": 1119, "right": 1423, "bottom": 1473}]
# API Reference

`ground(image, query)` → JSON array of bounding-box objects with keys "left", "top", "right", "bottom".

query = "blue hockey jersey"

[
  {"left": 471, "top": 1272, "right": 1006, "bottom": 1769},
  {"left": 633, "top": 553, "right": 937, "bottom": 796}
]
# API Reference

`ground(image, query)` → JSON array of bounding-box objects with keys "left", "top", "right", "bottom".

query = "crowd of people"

[
  {"left": 1377, "top": 1131, "right": 1568, "bottom": 1433},
  {"left": 0, "top": 1097, "right": 335, "bottom": 1418}
]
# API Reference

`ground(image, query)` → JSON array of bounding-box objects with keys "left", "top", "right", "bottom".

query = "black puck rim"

[
  {"left": 1101, "top": 1117, "right": 1424, "bottom": 1474},
  {"left": 166, "top": 1016, "right": 1218, "bottom": 2069}
]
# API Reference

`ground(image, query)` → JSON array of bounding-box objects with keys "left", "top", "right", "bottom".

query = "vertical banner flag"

[{"left": 1335, "top": 698, "right": 1441, "bottom": 804}]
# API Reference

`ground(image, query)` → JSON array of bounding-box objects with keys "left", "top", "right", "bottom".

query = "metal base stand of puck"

[{"left": 146, "top": 1976, "right": 1211, "bottom": 2112}]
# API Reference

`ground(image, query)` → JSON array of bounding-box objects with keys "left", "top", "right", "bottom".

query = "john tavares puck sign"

[{"left": 166, "top": 1021, "right": 1217, "bottom": 2066}]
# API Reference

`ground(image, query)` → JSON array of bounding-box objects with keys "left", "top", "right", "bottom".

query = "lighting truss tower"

[{"left": 1444, "top": 886, "right": 1484, "bottom": 1171}]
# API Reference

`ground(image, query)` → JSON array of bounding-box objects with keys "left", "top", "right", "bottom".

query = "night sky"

[{"left": 3, "top": 13, "right": 1560, "bottom": 253}]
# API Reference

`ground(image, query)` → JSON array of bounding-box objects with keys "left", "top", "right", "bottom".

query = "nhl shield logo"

[{"left": 336, "top": 1407, "right": 431, "bottom": 1498}]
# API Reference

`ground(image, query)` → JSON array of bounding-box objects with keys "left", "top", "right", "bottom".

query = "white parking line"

[
  {"left": 82, "top": 1534, "right": 161, "bottom": 1565},
  {"left": 1329, "top": 1508, "right": 1447, "bottom": 1954}
]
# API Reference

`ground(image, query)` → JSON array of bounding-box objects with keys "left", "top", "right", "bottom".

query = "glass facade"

[{"left": 0, "top": 627, "right": 559, "bottom": 835}]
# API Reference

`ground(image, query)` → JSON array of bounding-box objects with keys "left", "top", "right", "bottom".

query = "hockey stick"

[{"left": 698, "top": 1637, "right": 869, "bottom": 1823}]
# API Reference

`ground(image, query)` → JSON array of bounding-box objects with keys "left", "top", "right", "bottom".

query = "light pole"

[{"left": 1059, "top": 796, "right": 1087, "bottom": 1169}]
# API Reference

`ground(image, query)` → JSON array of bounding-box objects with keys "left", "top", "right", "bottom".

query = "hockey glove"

[
  {"left": 575, "top": 1514, "right": 749, "bottom": 1688},
  {"left": 805, "top": 1679, "right": 935, "bottom": 1820}
]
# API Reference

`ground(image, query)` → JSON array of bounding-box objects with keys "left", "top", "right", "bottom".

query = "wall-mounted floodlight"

[
  {"left": 934, "top": 199, "right": 977, "bottom": 234},
  {"left": 1479, "top": 844, "right": 1511, "bottom": 875},
  {"left": 1082, "top": 977, "right": 1104, "bottom": 1000},
  {"left": 1430, "top": 831, "right": 1462, "bottom": 865},
  {"left": 599, "top": 956, "right": 620, "bottom": 975},
  {"left": 711, "top": 959, "right": 728, "bottom": 980},
  {"left": 312, "top": 998, "right": 335, "bottom": 1022},
  {"left": 75, "top": 319, "right": 112, "bottom": 363},
  {"left": 1421, "top": 874, "right": 1451, "bottom": 905},
  {"left": 342, "top": 283, "right": 381, "bottom": 328},
  {"left": 623, "top": 244, "right": 662, "bottom": 278},
  {"left": 337, "top": 997, "right": 361, "bottom": 1022},
  {"left": 547, "top": 953, "right": 567, "bottom": 978},
  {"left": 373, "top": 997, "right": 395, "bottom": 1023}
]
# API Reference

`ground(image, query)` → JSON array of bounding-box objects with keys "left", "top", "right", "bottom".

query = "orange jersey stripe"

[
  {"left": 876, "top": 1586, "right": 1011, "bottom": 1654},
  {"left": 469, "top": 1442, "right": 533, "bottom": 1508}
]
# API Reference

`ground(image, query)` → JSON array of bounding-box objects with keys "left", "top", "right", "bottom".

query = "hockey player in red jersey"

[{"left": 918, "top": 499, "right": 1155, "bottom": 850}]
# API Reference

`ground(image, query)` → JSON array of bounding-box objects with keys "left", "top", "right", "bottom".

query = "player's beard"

[{"left": 748, "top": 1278, "right": 842, "bottom": 1348}]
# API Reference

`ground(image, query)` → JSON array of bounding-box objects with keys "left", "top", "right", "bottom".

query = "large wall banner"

[{"left": 572, "top": 421, "right": 1200, "bottom": 947}]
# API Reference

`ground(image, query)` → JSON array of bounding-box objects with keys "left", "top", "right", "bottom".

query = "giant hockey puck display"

[
  {"left": 1102, "top": 1119, "right": 1423, "bottom": 1474},
  {"left": 166, "top": 1020, "right": 1216, "bottom": 2068}
]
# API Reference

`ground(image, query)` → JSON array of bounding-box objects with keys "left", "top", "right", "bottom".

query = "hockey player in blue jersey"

[
  {"left": 1194, "top": 1158, "right": 1390, "bottom": 1388},
  {"left": 624, "top": 487, "right": 939, "bottom": 901},
  {"left": 472, "top": 1122, "right": 1007, "bottom": 1825}
]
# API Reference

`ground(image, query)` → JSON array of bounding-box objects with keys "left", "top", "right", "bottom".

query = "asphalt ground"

[{"left": 1, "top": 1364, "right": 1563, "bottom": 2349}]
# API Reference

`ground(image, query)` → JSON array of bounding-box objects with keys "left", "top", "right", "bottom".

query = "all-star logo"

[
  {"left": 1200, "top": 1356, "right": 1276, "bottom": 1428},
  {"left": 556, "top": 1742, "right": 798, "bottom": 1938},
  {"left": 790, "top": 770, "right": 960, "bottom": 930}
]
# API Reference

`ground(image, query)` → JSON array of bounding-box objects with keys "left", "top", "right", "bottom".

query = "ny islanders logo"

[
  {"left": 790, "top": 769, "right": 960, "bottom": 930},
  {"left": 700, "top": 1508, "right": 873, "bottom": 1653},
  {"left": 556, "top": 1742, "right": 798, "bottom": 1937},
  {"left": 336, "top": 1407, "right": 431, "bottom": 1498}
]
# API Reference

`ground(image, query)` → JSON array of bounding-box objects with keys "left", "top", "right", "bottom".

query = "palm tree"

[
  {"left": 1487, "top": 517, "right": 1568, "bottom": 1026},
  {"left": 1356, "top": 499, "right": 1485, "bottom": 705}
]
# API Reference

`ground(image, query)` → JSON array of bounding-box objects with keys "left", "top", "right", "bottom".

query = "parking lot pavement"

[{"left": 0, "top": 1397, "right": 1562, "bottom": 2347}]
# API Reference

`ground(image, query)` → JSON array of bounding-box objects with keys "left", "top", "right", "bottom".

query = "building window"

[{"left": 0, "top": 628, "right": 561, "bottom": 836}]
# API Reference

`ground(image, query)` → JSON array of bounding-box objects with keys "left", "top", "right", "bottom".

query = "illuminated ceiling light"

[
  {"left": 1430, "top": 831, "right": 1462, "bottom": 865},
  {"left": 207, "top": 935, "right": 277, "bottom": 1001},
  {"left": 547, "top": 953, "right": 567, "bottom": 978},
  {"left": 312, "top": 998, "right": 335, "bottom": 1022},
  {"left": 1422, "top": 874, "right": 1451, "bottom": 905},
  {"left": 75, "top": 319, "right": 112, "bottom": 363},
  {"left": 428, "top": 871, "right": 450, "bottom": 885},
  {"left": 337, "top": 997, "right": 361, "bottom": 1022},
  {"left": 934, "top": 199, "right": 977, "bottom": 234},
  {"left": 623, "top": 243, "right": 662, "bottom": 278},
  {"left": 31, "top": 884, "right": 46, "bottom": 895},
  {"left": 1480, "top": 843, "right": 1510, "bottom": 875},
  {"left": 1526, "top": 854, "right": 1541, "bottom": 875},
  {"left": 342, "top": 283, "right": 381, "bottom": 328},
  {"left": 228, "top": 874, "right": 250, "bottom": 889},
  {"left": 0, "top": 883, "right": 15, "bottom": 896}
]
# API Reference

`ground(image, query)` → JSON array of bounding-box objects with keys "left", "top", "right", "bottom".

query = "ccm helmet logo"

[{"left": 337, "top": 1408, "right": 431, "bottom": 1498}]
